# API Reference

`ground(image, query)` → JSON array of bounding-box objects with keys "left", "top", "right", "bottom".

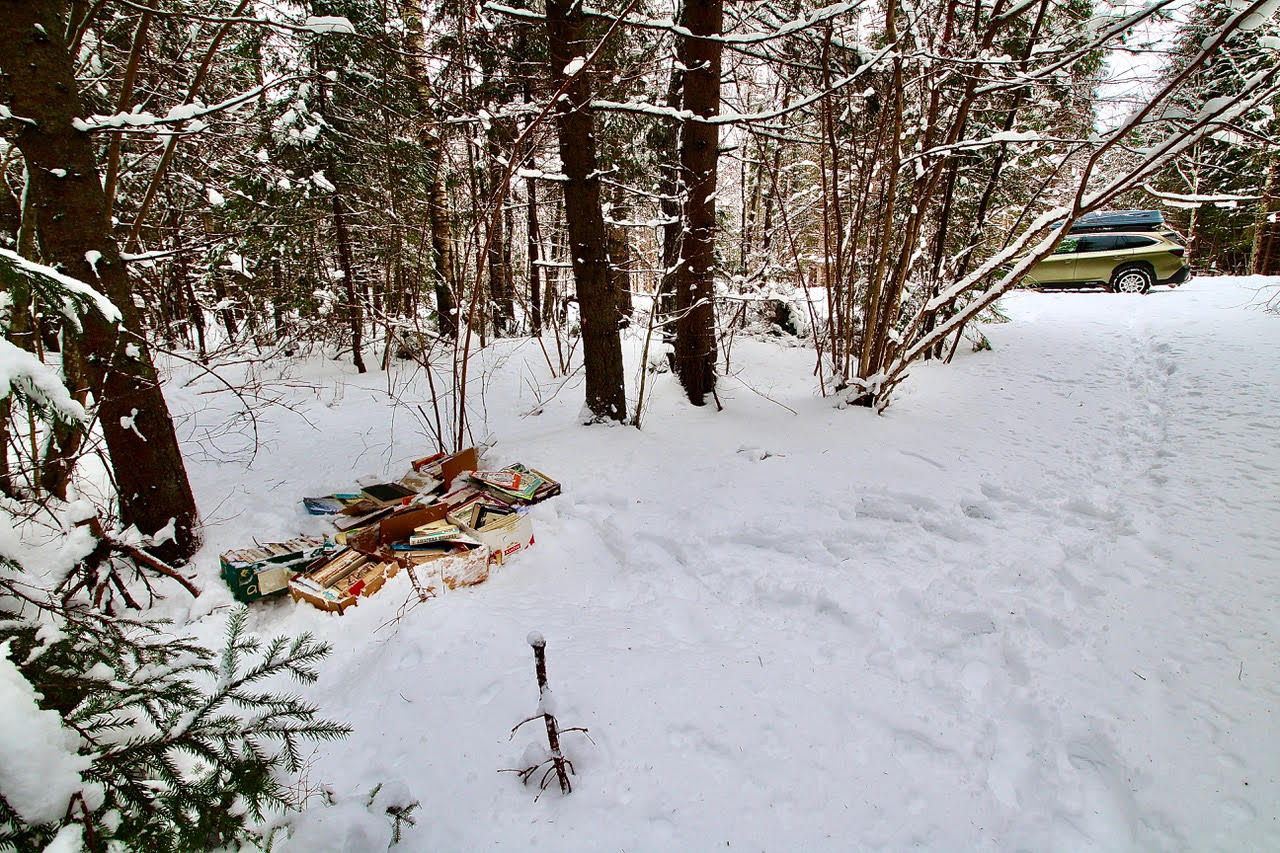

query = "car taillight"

[{"left": 1169, "top": 248, "right": 1184, "bottom": 257}]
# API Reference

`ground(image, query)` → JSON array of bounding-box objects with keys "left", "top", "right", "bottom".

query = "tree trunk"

[
  {"left": 674, "top": 0, "right": 723, "bottom": 406},
  {"left": 403, "top": 8, "right": 457, "bottom": 339},
  {"left": 486, "top": 128, "right": 515, "bottom": 335},
  {"left": 1251, "top": 155, "right": 1280, "bottom": 275},
  {"left": 650, "top": 19, "right": 686, "bottom": 344},
  {"left": 421, "top": 156, "right": 456, "bottom": 339},
  {"left": 332, "top": 194, "right": 366, "bottom": 373},
  {"left": 0, "top": 1, "right": 200, "bottom": 562},
  {"left": 544, "top": 0, "right": 626, "bottom": 422},
  {"left": 527, "top": 176, "right": 543, "bottom": 335},
  {"left": 607, "top": 192, "right": 634, "bottom": 325}
]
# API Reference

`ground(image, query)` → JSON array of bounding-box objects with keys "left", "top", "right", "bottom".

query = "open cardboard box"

[
  {"left": 448, "top": 497, "right": 535, "bottom": 566},
  {"left": 402, "top": 536, "right": 492, "bottom": 590},
  {"left": 288, "top": 548, "right": 403, "bottom": 614},
  {"left": 292, "top": 505, "right": 446, "bottom": 613},
  {"left": 220, "top": 536, "right": 334, "bottom": 603}
]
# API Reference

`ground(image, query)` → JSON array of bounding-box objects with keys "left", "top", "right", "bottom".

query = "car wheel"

[{"left": 1110, "top": 265, "right": 1153, "bottom": 294}]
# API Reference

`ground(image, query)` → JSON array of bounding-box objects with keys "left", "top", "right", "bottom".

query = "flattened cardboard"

[{"left": 412, "top": 447, "right": 479, "bottom": 489}]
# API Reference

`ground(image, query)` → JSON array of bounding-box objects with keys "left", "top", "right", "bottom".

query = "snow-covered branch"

[{"left": 73, "top": 77, "right": 298, "bottom": 133}]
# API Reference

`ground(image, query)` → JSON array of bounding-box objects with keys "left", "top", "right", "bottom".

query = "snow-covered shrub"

[
  {"left": 0, "top": 598, "right": 350, "bottom": 852},
  {"left": 0, "top": 251, "right": 350, "bottom": 851}
]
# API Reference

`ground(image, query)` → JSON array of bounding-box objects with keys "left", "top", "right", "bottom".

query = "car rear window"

[{"left": 1116, "top": 235, "right": 1158, "bottom": 249}]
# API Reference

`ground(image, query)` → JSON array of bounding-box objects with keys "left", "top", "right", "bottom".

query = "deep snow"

[{"left": 164, "top": 276, "right": 1279, "bottom": 851}]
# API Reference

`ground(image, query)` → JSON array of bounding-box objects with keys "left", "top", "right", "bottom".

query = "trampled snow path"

[{"left": 168, "top": 277, "right": 1279, "bottom": 851}]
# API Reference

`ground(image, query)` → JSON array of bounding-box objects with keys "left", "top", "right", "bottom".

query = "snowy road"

[{"left": 176, "top": 276, "right": 1280, "bottom": 850}]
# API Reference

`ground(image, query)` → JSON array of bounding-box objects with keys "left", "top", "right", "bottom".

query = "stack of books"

[
  {"left": 408, "top": 519, "right": 462, "bottom": 545},
  {"left": 469, "top": 464, "right": 560, "bottom": 504}
]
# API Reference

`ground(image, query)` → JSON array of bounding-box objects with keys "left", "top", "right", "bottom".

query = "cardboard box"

[
  {"left": 344, "top": 503, "right": 451, "bottom": 554},
  {"left": 448, "top": 498, "right": 535, "bottom": 565},
  {"left": 404, "top": 539, "right": 492, "bottom": 590},
  {"left": 220, "top": 536, "right": 334, "bottom": 603},
  {"left": 412, "top": 446, "right": 479, "bottom": 489},
  {"left": 288, "top": 547, "right": 403, "bottom": 614}
]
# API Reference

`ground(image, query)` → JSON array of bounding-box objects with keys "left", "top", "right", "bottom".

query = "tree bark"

[
  {"left": 527, "top": 175, "right": 543, "bottom": 334},
  {"left": 428, "top": 167, "right": 458, "bottom": 337},
  {"left": 607, "top": 193, "right": 634, "bottom": 325},
  {"left": 0, "top": 1, "right": 200, "bottom": 562},
  {"left": 332, "top": 194, "right": 366, "bottom": 373},
  {"left": 404, "top": 8, "right": 457, "bottom": 338},
  {"left": 674, "top": 0, "right": 723, "bottom": 406},
  {"left": 487, "top": 128, "right": 515, "bottom": 335},
  {"left": 544, "top": 0, "right": 627, "bottom": 422},
  {"left": 650, "top": 11, "right": 686, "bottom": 344},
  {"left": 1251, "top": 155, "right": 1280, "bottom": 275}
]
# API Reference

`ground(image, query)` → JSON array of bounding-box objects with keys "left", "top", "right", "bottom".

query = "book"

[
  {"left": 470, "top": 470, "right": 523, "bottom": 491},
  {"left": 332, "top": 506, "right": 393, "bottom": 532},
  {"left": 471, "top": 464, "right": 557, "bottom": 503},
  {"left": 397, "top": 470, "right": 442, "bottom": 495},
  {"left": 473, "top": 504, "right": 517, "bottom": 530},
  {"left": 392, "top": 541, "right": 457, "bottom": 553},
  {"left": 303, "top": 496, "right": 345, "bottom": 515},
  {"left": 361, "top": 482, "right": 417, "bottom": 506},
  {"left": 409, "top": 520, "right": 461, "bottom": 544}
]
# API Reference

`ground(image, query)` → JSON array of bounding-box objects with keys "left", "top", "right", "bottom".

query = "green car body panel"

[{"left": 1025, "top": 232, "right": 1190, "bottom": 291}]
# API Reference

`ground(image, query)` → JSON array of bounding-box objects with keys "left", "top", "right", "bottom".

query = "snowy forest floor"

[{"left": 165, "top": 276, "right": 1279, "bottom": 851}]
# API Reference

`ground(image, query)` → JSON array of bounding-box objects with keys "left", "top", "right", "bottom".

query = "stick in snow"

[{"left": 503, "top": 632, "right": 590, "bottom": 797}]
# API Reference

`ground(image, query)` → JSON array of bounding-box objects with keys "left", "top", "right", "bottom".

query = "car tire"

[{"left": 1110, "top": 265, "right": 1153, "bottom": 294}]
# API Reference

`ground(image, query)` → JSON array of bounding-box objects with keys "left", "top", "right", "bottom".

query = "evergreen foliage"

[
  {"left": 0, "top": 251, "right": 349, "bottom": 852},
  {"left": 1148, "top": 0, "right": 1280, "bottom": 272},
  {"left": 0, "top": 599, "right": 349, "bottom": 852}
]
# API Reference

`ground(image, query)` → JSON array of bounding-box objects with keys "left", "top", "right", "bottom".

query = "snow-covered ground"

[{"left": 167, "top": 276, "right": 1280, "bottom": 851}]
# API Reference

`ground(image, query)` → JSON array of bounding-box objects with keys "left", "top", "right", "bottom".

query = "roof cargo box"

[{"left": 1051, "top": 210, "right": 1166, "bottom": 234}]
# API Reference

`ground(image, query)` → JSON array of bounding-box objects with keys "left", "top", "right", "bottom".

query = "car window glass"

[
  {"left": 1118, "top": 235, "right": 1157, "bottom": 249},
  {"left": 1053, "top": 237, "right": 1080, "bottom": 255},
  {"left": 1076, "top": 235, "right": 1118, "bottom": 253}
]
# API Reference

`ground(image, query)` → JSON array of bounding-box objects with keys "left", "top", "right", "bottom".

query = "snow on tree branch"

[{"left": 72, "top": 77, "right": 299, "bottom": 133}]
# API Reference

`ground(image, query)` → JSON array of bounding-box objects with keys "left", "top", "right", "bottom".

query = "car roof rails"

[{"left": 1049, "top": 210, "right": 1166, "bottom": 234}]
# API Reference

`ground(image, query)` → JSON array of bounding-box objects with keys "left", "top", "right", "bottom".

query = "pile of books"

[
  {"left": 223, "top": 447, "right": 562, "bottom": 613},
  {"left": 469, "top": 464, "right": 561, "bottom": 504}
]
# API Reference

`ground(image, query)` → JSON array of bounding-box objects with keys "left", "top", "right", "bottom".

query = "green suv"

[{"left": 1025, "top": 210, "right": 1191, "bottom": 293}]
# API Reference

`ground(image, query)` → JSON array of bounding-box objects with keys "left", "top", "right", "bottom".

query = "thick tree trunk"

[
  {"left": 674, "top": 0, "right": 723, "bottom": 406},
  {"left": 527, "top": 176, "right": 543, "bottom": 334},
  {"left": 487, "top": 128, "right": 515, "bottom": 335},
  {"left": 650, "top": 22, "right": 686, "bottom": 345},
  {"left": 607, "top": 194, "right": 634, "bottom": 325},
  {"left": 428, "top": 158, "right": 458, "bottom": 338},
  {"left": 404, "top": 10, "right": 457, "bottom": 339},
  {"left": 0, "top": 1, "right": 200, "bottom": 562},
  {"left": 607, "top": 225, "right": 634, "bottom": 325},
  {"left": 332, "top": 194, "right": 366, "bottom": 373},
  {"left": 1251, "top": 155, "right": 1280, "bottom": 275},
  {"left": 544, "top": 0, "right": 626, "bottom": 422}
]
